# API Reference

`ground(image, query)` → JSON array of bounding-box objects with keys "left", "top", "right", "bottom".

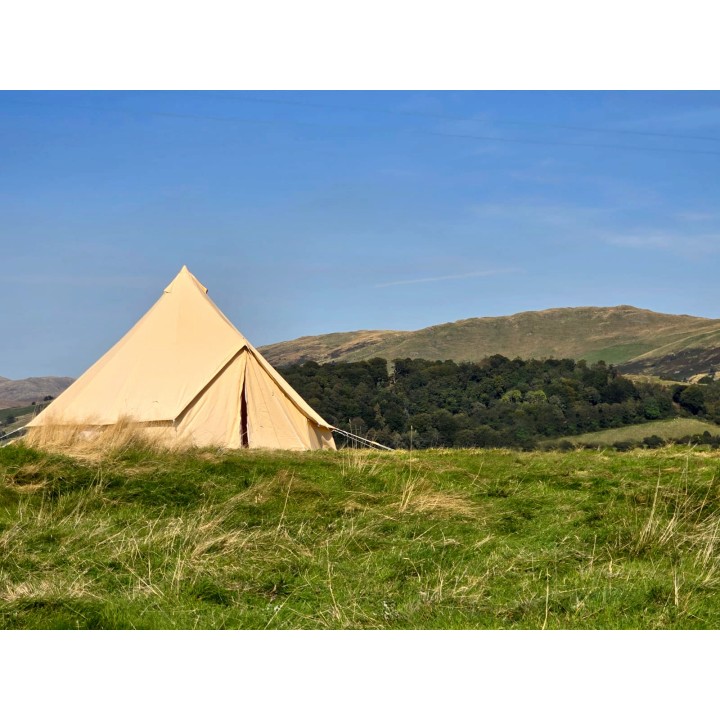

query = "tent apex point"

[{"left": 165, "top": 265, "right": 208, "bottom": 295}]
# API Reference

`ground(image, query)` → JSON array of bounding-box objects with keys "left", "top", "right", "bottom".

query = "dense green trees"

[
  {"left": 280, "top": 355, "right": 720, "bottom": 449},
  {"left": 675, "top": 385, "right": 706, "bottom": 415}
]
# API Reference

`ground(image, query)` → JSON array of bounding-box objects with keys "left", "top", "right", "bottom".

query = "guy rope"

[{"left": 332, "top": 427, "right": 393, "bottom": 450}]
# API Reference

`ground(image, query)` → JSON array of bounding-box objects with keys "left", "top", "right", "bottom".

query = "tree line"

[{"left": 280, "top": 356, "right": 720, "bottom": 449}]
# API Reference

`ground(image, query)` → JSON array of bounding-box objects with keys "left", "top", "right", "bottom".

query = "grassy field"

[
  {"left": 551, "top": 418, "right": 720, "bottom": 447},
  {"left": 0, "top": 413, "right": 36, "bottom": 438},
  {"left": 2, "top": 440, "right": 720, "bottom": 629},
  {"left": 620, "top": 374, "right": 689, "bottom": 387},
  {"left": 0, "top": 405, "right": 35, "bottom": 424}
]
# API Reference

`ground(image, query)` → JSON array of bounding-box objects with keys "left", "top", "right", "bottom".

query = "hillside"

[
  {"left": 0, "top": 376, "right": 75, "bottom": 410},
  {"left": 619, "top": 344, "right": 720, "bottom": 380},
  {"left": 548, "top": 417, "right": 720, "bottom": 448},
  {"left": 260, "top": 305, "right": 720, "bottom": 379}
]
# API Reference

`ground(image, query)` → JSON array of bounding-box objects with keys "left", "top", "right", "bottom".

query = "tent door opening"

[{"left": 240, "top": 383, "right": 249, "bottom": 448}]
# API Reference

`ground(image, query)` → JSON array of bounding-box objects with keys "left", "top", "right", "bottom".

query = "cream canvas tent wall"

[{"left": 28, "top": 266, "right": 336, "bottom": 451}]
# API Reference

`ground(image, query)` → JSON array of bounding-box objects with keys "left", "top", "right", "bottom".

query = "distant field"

[
  {"left": 621, "top": 374, "right": 689, "bottom": 387},
  {"left": 552, "top": 418, "right": 720, "bottom": 447},
  {"left": 3, "top": 441, "right": 720, "bottom": 629},
  {"left": 0, "top": 405, "right": 35, "bottom": 423},
  {"left": 0, "top": 406, "right": 37, "bottom": 436}
]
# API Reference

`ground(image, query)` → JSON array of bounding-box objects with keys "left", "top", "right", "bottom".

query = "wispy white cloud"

[
  {"left": 605, "top": 234, "right": 674, "bottom": 249},
  {"left": 609, "top": 107, "right": 720, "bottom": 134},
  {"left": 375, "top": 268, "right": 520, "bottom": 288},
  {"left": 605, "top": 232, "right": 720, "bottom": 252},
  {"left": 0, "top": 273, "right": 154, "bottom": 288},
  {"left": 466, "top": 200, "right": 720, "bottom": 256},
  {"left": 469, "top": 201, "right": 608, "bottom": 230},
  {"left": 675, "top": 211, "right": 718, "bottom": 222},
  {"left": 378, "top": 166, "right": 427, "bottom": 180}
]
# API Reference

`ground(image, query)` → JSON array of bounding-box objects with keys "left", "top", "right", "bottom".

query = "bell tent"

[{"left": 28, "top": 266, "right": 336, "bottom": 451}]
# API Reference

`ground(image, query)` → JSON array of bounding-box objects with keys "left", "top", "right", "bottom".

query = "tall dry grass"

[{"left": 24, "top": 416, "right": 174, "bottom": 460}]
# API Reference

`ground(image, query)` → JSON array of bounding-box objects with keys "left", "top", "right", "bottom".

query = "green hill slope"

[
  {"left": 260, "top": 305, "right": 720, "bottom": 378},
  {"left": 549, "top": 418, "right": 720, "bottom": 447}
]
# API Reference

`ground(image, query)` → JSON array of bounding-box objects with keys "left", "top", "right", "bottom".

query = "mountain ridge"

[
  {"left": 259, "top": 305, "right": 720, "bottom": 379},
  {"left": 0, "top": 376, "right": 75, "bottom": 410}
]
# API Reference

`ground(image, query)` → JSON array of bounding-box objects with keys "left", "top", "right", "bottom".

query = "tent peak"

[{"left": 164, "top": 265, "right": 208, "bottom": 294}]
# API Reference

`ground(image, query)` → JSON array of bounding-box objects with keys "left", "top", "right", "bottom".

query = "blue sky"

[{"left": 2, "top": 91, "right": 720, "bottom": 379}]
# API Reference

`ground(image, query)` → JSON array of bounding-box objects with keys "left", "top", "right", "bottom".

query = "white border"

[
  {"left": 1, "top": 1, "right": 718, "bottom": 90},
  {"left": 1, "top": 630, "right": 716, "bottom": 717}
]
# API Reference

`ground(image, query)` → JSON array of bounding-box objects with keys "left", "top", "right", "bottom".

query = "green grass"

[
  {"left": 0, "top": 411, "right": 36, "bottom": 438},
  {"left": 2, "top": 442, "right": 720, "bottom": 629},
  {"left": 621, "top": 374, "right": 689, "bottom": 387},
  {"left": 581, "top": 343, "right": 656, "bottom": 365},
  {"left": 552, "top": 418, "right": 720, "bottom": 447}
]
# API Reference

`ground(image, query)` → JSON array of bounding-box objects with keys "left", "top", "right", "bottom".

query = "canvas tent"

[{"left": 28, "top": 266, "right": 336, "bottom": 451}]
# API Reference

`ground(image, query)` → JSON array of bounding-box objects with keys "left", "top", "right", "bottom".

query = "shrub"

[
  {"left": 643, "top": 435, "right": 665, "bottom": 448},
  {"left": 613, "top": 440, "right": 636, "bottom": 452},
  {"left": 678, "top": 386, "right": 706, "bottom": 415}
]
